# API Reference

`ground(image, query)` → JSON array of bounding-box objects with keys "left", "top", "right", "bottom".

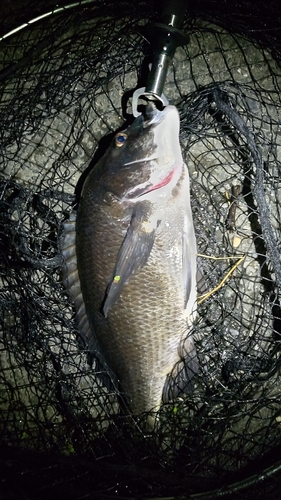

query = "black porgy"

[{"left": 61, "top": 103, "right": 198, "bottom": 426}]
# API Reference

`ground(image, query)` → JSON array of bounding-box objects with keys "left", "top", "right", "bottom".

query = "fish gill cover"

[{"left": 1, "top": 0, "right": 281, "bottom": 498}]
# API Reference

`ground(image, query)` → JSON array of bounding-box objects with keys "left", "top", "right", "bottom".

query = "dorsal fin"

[{"left": 60, "top": 212, "right": 93, "bottom": 348}]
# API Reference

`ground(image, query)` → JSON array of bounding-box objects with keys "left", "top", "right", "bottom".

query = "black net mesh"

[{"left": 1, "top": 1, "right": 281, "bottom": 498}]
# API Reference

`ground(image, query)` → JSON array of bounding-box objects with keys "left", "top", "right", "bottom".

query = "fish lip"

[{"left": 143, "top": 104, "right": 175, "bottom": 128}]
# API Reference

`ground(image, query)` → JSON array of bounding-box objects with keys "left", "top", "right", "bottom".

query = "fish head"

[{"left": 96, "top": 104, "right": 184, "bottom": 201}]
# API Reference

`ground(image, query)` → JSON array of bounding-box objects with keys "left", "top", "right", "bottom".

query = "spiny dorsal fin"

[{"left": 60, "top": 212, "right": 92, "bottom": 345}]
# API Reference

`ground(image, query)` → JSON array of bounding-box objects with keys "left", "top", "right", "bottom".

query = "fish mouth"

[{"left": 143, "top": 102, "right": 174, "bottom": 128}]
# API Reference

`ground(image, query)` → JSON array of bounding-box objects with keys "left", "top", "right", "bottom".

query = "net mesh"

[{"left": 1, "top": 0, "right": 281, "bottom": 498}]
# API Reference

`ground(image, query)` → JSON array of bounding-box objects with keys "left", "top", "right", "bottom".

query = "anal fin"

[{"left": 162, "top": 337, "right": 199, "bottom": 403}]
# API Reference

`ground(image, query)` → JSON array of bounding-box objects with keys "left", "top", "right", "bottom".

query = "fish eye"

[{"left": 115, "top": 132, "right": 127, "bottom": 147}]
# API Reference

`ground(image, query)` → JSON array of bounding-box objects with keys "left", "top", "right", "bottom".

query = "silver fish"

[{"left": 61, "top": 103, "right": 198, "bottom": 427}]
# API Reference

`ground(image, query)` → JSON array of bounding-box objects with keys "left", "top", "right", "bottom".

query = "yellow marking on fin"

[
  {"left": 113, "top": 275, "right": 121, "bottom": 283},
  {"left": 141, "top": 220, "right": 154, "bottom": 233}
]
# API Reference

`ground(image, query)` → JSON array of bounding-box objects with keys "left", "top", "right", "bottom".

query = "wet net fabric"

[{"left": 1, "top": 1, "right": 281, "bottom": 498}]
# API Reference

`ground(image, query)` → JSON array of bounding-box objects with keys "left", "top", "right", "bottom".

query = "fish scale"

[{"left": 61, "top": 104, "right": 198, "bottom": 428}]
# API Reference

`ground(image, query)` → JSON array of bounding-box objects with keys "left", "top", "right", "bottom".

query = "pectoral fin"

[{"left": 103, "top": 207, "right": 160, "bottom": 317}]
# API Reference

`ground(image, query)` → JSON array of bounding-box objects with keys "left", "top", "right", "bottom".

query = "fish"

[{"left": 61, "top": 103, "right": 198, "bottom": 428}]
